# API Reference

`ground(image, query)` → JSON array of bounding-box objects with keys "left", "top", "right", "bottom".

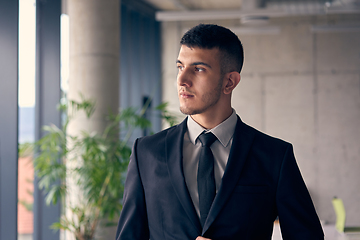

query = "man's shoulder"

[
  {"left": 136, "top": 119, "right": 186, "bottom": 146},
  {"left": 144, "top": 124, "right": 178, "bottom": 139},
  {"left": 238, "top": 119, "right": 291, "bottom": 149}
]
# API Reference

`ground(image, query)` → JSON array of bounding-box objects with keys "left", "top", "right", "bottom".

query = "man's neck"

[{"left": 190, "top": 107, "right": 233, "bottom": 129}]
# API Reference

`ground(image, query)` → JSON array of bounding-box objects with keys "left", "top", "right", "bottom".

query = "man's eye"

[
  {"left": 177, "top": 65, "right": 184, "bottom": 71},
  {"left": 195, "top": 67, "right": 205, "bottom": 72}
]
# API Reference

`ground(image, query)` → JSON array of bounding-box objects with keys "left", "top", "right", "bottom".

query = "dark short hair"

[{"left": 180, "top": 24, "right": 244, "bottom": 74}]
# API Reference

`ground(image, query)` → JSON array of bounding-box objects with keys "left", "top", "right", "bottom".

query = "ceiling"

[{"left": 140, "top": 0, "right": 360, "bottom": 21}]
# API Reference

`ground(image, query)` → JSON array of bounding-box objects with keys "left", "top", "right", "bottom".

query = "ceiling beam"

[
  {"left": 156, "top": 9, "right": 285, "bottom": 21},
  {"left": 156, "top": 6, "right": 360, "bottom": 21}
]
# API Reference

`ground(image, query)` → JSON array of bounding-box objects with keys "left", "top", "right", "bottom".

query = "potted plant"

[{"left": 34, "top": 96, "right": 176, "bottom": 240}]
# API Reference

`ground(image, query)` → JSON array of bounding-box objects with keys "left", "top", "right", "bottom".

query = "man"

[{"left": 115, "top": 24, "right": 324, "bottom": 240}]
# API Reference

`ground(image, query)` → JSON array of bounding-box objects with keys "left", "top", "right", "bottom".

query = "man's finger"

[{"left": 196, "top": 237, "right": 212, "bottom": 240}]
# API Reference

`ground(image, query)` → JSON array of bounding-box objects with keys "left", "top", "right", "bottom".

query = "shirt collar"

[{"left": 186, "top": 109, "right": 237, "bottom": 147}]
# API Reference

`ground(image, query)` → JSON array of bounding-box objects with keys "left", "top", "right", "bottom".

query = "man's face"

[{"left": 176, "top": 45, "right": 224, "bottom": 116}]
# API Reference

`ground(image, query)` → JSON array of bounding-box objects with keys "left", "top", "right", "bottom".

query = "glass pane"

[{"left": 18, "top": 0, "right": 36, "bottom": 239}]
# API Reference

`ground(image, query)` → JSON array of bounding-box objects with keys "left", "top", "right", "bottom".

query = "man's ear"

[{"left": 223, "top": 72, "right": 241, "bottom": 95}]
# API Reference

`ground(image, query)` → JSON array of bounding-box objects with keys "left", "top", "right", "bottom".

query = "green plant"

[
  {"left": 19, "top": 142, "right": 34, "bottom": 158},
  {"left": 34, "top": 96, "right": 176, "bottom": 240}
]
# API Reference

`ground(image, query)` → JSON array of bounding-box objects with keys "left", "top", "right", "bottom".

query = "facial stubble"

[{"left": 179, "top": 77, "right": 224, "bottom": 116}]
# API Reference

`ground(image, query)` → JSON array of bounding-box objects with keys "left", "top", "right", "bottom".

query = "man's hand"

[{"left": 196, "top": 237, "right": 211, "bottom": 240}]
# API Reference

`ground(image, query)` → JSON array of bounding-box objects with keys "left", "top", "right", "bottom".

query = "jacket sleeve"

[
  {"left": 115, "top": 139, "right": 150, "bottom": 240},
  {"left": 276, "top": 144, "right": 324, "bottom": 240}
]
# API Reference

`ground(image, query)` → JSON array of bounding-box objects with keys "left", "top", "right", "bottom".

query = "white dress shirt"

[{"left": 182, "top": 110, "right": 238, "bottom": 218}]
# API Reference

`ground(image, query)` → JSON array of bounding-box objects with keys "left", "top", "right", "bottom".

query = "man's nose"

[{"left": 177, "top": 69, "right": 192, "bottom": 87}]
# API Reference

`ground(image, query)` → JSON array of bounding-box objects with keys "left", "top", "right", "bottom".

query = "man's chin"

[
  {"left": 180, "top": 106, "right": 193, "bottom": 115},
  {"left": 180, "top": 106, "right": 201, "bottom": 116}
]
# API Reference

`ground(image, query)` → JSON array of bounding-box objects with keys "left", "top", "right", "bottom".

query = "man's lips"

[{"left": 179, "top": 91, "right": 194, "bottom": 98}]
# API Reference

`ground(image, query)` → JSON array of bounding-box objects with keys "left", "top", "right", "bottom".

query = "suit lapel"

[
  {"left": 166, "top": 118, "right": 202, "bottom": 234},
  {"left": 203, "top": 117, "right": 256, "bottom": 234}
]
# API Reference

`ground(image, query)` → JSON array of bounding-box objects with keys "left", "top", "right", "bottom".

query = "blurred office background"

[{"left": 0, "top": 0, "right": 359, "bottom": 239}]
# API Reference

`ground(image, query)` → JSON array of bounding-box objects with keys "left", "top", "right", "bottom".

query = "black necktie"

[{"left": 197, "top": 132, "right": 217, "bottom": 227}]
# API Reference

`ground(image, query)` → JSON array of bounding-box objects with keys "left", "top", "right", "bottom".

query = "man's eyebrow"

[
  {"left": 191, "top": 62, "right": 212, "bottom": 69},
  {"left": 176, "top": 60, "right": 212, "bottom": 69}
]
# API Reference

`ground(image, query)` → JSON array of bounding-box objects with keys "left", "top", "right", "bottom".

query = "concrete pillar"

[
  {"left": 67, "top": 0, "right": 119, "bottom": 136},
  {"left": 66, "top": 0, "right": 120, "bottom": 239}
]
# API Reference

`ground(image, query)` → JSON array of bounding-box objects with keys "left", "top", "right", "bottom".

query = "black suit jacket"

[{"left": 116, "top": 116, "right": 324, "bottom": 240}]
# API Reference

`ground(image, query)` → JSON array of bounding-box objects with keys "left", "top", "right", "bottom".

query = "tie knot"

[{"left": 198, "top": 132, "right": 217, "bottom": 147}]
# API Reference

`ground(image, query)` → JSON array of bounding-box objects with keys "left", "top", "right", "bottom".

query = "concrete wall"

[{"left": 161, "top": 14, "right": 360, "bottom": 225}]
